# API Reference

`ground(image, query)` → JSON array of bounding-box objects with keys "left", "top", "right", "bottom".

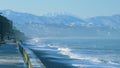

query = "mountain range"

[{"left": 0, "top": 9, "right": 120, "bottom": 38}]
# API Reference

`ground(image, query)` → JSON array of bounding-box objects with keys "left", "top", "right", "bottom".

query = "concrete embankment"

[
  {"left": 0, "top": 42, "right": 26, "bottom": 68},
  {"left": 16, "top": 41, "right": 46, "bottom": 68}
]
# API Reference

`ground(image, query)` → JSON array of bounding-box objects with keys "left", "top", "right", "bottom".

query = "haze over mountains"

[{"left": 1, "top": 9, "right": 120, "bottom": 38}]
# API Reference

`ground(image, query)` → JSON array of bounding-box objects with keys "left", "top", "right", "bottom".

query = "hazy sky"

[{"left": 0, "top": 0, "right": 120, "bottom": 18}]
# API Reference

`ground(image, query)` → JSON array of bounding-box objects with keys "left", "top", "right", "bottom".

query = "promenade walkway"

[{"left": 0, "top": 42, "right": 26, "bottom": 68}]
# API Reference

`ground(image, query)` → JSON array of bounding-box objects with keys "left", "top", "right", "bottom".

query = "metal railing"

[{"left": 16, "top": 41, "right": 45, "bottom": 68}]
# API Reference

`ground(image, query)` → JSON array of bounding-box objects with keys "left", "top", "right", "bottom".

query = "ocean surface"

[{"left": 24, "top": 38, "right": 120, "bottom": 68}]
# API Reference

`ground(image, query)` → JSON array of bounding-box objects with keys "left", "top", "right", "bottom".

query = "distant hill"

[{"left": 1, "top": 9, "right": 120, "bottom": 38}]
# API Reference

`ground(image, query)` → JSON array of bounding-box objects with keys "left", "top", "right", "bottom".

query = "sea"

[{"left": 24, "top": 38, "right": 120, "bottom": 68}]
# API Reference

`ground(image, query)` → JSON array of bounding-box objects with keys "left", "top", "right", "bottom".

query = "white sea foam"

[
  {"left": 57, "top": 47, "right": 101, "bottom": 63},
  {"left": 58, "top": 48, "right": 71, "bottom": 52},
  {"left": 57, "top": 47, "right": 120, "bottom": 68},
  {"left": 48, "top": 44, "right": 59, "bottom": 48},
  {"left": 32, "top": 37, "right": 41, "bottom": 43},
  {"left": 25, "top": 38, "right": 47, "bottom": 48},
  {"left": 72, "top": 64, "right": 87, "bottom": 68},
  {"left": 107, "top": 61, "right": 119, "bottom": 65},
  {"left": 72, "top": 64, "right": 118, "bottom": 68}
]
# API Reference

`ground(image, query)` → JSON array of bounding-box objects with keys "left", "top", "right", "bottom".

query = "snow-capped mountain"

[
  {"left": 1, "top": 9, "right": 120, "bottom": 38},
  {"left": 87, "top": 15, "right": 120, "bottom": 29},
  {"left": 1, "top": 9, "right": 85, "bottom": 25}
]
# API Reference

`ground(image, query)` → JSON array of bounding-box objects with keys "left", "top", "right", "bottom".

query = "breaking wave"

[{"left": 25, "top": 38, "right": 120, "bottom": 68}]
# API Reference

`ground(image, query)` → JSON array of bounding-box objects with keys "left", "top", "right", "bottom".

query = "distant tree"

[
  {"left": 0, "top": 15, "right": 13, "bottom": 41},
  {"left": 13, "top": 29, "right": 27, "bottom": 41},
  {"left": 0, "top": 15, "right": 27, "bottom": 42}
]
